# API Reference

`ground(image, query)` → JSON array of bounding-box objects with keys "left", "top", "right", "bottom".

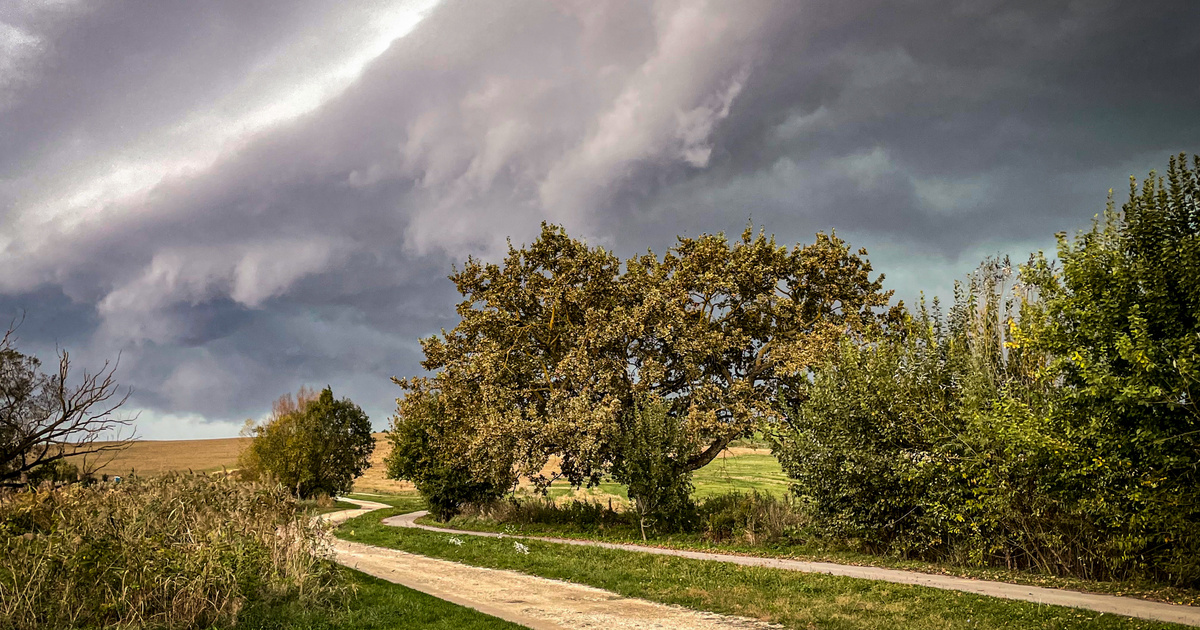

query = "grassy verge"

[
  {"left": 339, "top": 507, "right": 1186, "bottom": 630},
  {"left": 344, "top": 492, "right": 425, "bottom": 510},
  {"left": 425, "top": 512, "right": 1200, "bottom": 607},
  {"left": 234, "top": 564, "right": 522, "bottom": 630},
  {"left": 301, "top": 499, "right": 360, "bottom": 515}
]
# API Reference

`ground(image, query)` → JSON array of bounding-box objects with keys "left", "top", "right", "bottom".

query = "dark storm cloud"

[{"left": 1, "top": 0, "right": 1197, "bottom": 435}]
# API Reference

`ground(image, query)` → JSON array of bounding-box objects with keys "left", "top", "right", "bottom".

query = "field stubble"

[{"left": 85, "top": 433, "right": 415, "bottom": 493}]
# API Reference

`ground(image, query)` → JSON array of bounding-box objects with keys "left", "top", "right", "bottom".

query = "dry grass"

[
  {"left": 354, "top": 433, "right": 416, "bottom": 494},
  {"left": 81, "top": 433, "right": 414, "bottom": 493},
  {"left": 0, "top": 474, "right": 341, "bottom": 629},
  {"left": 84, "top": 436, "right": 250, "bottom": 476}
]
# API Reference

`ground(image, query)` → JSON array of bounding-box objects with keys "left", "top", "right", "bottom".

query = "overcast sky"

[{"left": 2, "top": 0, "right": 1198, "bottom": 439}]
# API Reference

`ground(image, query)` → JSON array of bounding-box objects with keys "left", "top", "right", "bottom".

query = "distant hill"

[
  {"left": 83, "top": 433, "right": 413, "bottom": 493},
  {"left": 86, "top": 437, "right": 249, "bottom": 477}
]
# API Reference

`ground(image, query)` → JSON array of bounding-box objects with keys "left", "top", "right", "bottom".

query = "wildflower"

[
  {"left": 513, "top": 541, "right": 530, "bottom": 555},
  {"left": 448, "top": 537, "right": 464, "bottom": 546}
]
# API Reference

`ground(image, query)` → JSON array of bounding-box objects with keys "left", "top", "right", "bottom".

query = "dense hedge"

[
  {"left": 386, "top": 389, "right": 513, "bottom": 520},
  {"left": 775, "top": 154, "right": 1200, "bottom": 586}
]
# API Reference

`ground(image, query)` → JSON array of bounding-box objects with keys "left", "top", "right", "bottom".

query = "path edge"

[{"left": 380, "top": 507, "right": 1200, "bottom": 627}]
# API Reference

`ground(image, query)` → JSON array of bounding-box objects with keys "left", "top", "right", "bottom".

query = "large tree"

[
  {"left": 1, "top": 327, "right": 133, "bottom": 486},
  {"left": 398, "top": 224, "right": 899, "bottom": 497}
]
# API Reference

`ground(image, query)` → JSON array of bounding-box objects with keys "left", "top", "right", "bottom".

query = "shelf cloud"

[{"left": 2, "top": 0, "right": 1197, "bottom": 435}]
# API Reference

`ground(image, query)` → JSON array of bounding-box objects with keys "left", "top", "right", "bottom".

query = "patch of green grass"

[
  {"left": 537, "top": 451, "right": 787, "bottom": 502},
  {"left": 234, "top": 565, "right": 522, "bottom": 629},
  {"left": 305, "top": 499, "right": 360, "bottom": 515},
  {"left": 430, "top": 451, "right": 1199, "bottom": 607},
  {"left": 425, "top": 508, "right": 1200, "bottom": 607},
  {"left": 344, "top": 492, "right": 426, "bottom": 511},
  {"left": 358, "top": 461, "right": 1200, "bottom": 607},
  {"left": 339, "top": 509, "right": 1186, "bottom": 630},
  {"left": 691, "top": 453, "right": 789, "bottom": 498}
]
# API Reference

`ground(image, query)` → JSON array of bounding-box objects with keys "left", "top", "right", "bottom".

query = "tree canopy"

[
  {"left": 240, "top": 386, "right": 374, "bottom": 498},
  {"left": 394, "top": 224, "right": 900, "bottom": 501}
]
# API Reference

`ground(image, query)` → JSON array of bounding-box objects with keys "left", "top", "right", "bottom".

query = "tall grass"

[
  {"left": 698, "top": 492, "right": 806, "bottom": 545},
  {"left": 452, "top": 491, "right": 806, "bottom": 545},
  {"left": 0, "top": 473, "right": 342, "bottom": 630}
]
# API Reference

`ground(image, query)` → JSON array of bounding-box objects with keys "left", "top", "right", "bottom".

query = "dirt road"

[{"left": 321, "top": 500, "right": 782, "bottom": 630}]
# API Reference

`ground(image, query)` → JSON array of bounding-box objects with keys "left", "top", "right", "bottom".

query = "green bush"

[
  {"left": 774, "top": 264, "right": 1125, "bottom": 576},
  {"left": 773, "top": 153, "right": 1200, "bottom": 586},
  {"left": 1020, "top": 152, "right": 1200, "bottom": 584},
  {"left": 24, "top": 459, "right": 81, "bottom": 486},
  {"left": 0, "top": 474, "right": 342, "bottom": 629},
  {"left": 697, "top": 491, "right": 805, "bottom": 545},
  {"left": 611, "top": 395, "right": 697, "bottom": 537},
  {"left": 386, "top": 389, "right": 513, "bottom": 520},
  {"left": 773, "top": 311, "right": 961, "bottom": 556},
  {"left": 456, "top": 496, "right": 626, "bottom": 531},
  {"left": 451, "top": 491, "right": 807, "bottom": 547}
]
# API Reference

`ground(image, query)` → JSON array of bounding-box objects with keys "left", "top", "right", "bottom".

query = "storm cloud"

[{"left": 2, "top": 0, "right": 1197, "bottom": 436}]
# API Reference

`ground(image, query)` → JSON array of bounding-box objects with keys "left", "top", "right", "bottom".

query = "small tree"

[
  {"left": 1, "top": 326, "right": 133, "bottom": 487},
  {"left": 240, "top": 387, "right": 374, "bottom": 498},
  {"left": 612, "top": 395, "right": 696, "bottom": 538}
]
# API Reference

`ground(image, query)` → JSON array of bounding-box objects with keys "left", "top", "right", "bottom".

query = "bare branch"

[{"left": 0, "top": 332, "right": 136, "bottom": 487}]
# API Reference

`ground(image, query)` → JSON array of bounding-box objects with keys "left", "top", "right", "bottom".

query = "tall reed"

[{"left": 0, "top": 473, "right": 342, "bottom": 629}]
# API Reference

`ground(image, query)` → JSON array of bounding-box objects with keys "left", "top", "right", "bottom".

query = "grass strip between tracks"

[{"left": 337, "top": 507, "right": 1189, "bottom": 630}]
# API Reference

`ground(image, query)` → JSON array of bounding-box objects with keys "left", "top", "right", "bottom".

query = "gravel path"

[
  {"left": 383, "top": 508, "right": 1200, "bottom": 627},
  {"left": 321, "top": 500, "right": 782, "bottom": 630}
]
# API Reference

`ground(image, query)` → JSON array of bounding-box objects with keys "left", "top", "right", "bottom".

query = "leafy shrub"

[
  {"left": 773, "top": 312, "right": 961, "bottom": 556},
  {"left": 774, "top": 262, "right": 1114, "bottom": 574},
  {"left": 0, "top": 473, "right": 341, "bottom": 629},
  {"left": 457, "top": 496, "right": 626, "bottom": 531},
  {"left": 24, "top": 459, "right": 80, "bottom": 486},
  {"left": 386, "top": 388, "right": 513, "bottom": 520},
  {"left": 773, "top": 152, "right": 1200, "bottom": 587},
  {"left": 1019, "top": 153, "right": 1200, "bottom": 584},
  {"left": 451, "top": 491, "right": 807, "bottom": 548},
  {"left": 612, "top": 395, "right": 696, "bottom": 537}
]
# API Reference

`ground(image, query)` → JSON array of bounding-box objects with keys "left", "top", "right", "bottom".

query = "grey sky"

[{"left": 2, "top": 0, "right": 1197, "bottom": 437}]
